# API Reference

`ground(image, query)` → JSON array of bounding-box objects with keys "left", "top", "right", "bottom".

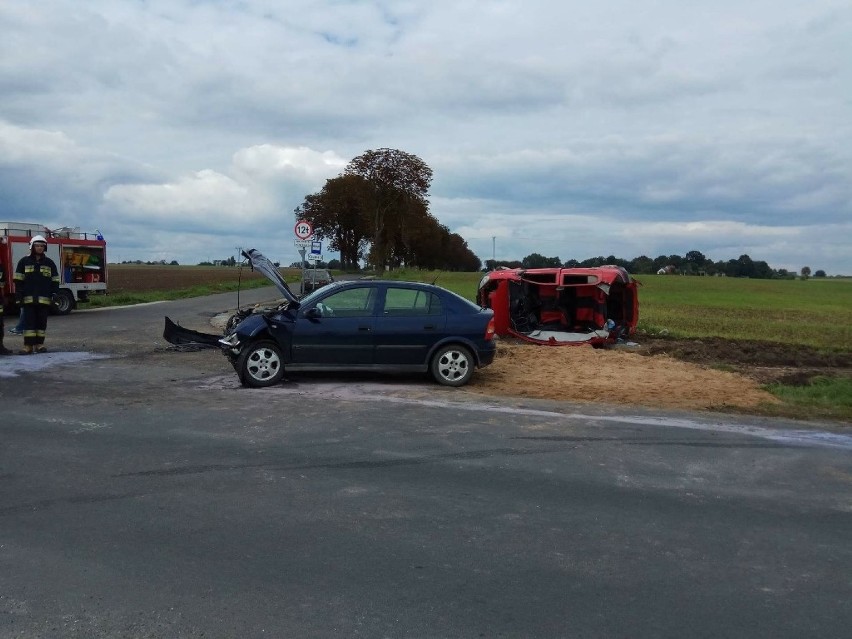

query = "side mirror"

[{"left": 305, "top": 307, "right": 322, "bottom": 319}]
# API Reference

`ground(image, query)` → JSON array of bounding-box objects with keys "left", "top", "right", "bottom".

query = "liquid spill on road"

[
  {"left": 0, "top": 351, "right": 109, "bottom": 377},
  {"left": 199, "top": 376, "right": 852, "bottom": 451}
]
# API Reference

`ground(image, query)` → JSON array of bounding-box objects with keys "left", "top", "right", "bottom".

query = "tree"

[
  {"left": 296, "top": 174, "right": 372, "bottom": 269},
  {"left": 345, "top": 148, "right": 433, "bottom": 272},
  {"left": 814, "top": 269, "right": 826, "bottom": 278},
  {"left": 628, "top": 255, "right": 654, "bottom": 274},
  {"left": 801, "top": 266, "right": 811, "bottom": 279},
  {"left": 522, "top": 253, "right": 561, "bottom": 268},
  {"left": 685, "top": 250, "right": 706, "bottom": 266}
]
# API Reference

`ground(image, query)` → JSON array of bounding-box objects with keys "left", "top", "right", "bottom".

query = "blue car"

[{"left": 210, "top": 250, "right": 496, "bottom": 388}]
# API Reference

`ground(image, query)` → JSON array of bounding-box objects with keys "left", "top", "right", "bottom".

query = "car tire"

[
  {"left": 237, "top": 340, "right": 285, "bottom": 388},
  {"left": 430, "top": 344, "right": 474, "bottom": 387}
]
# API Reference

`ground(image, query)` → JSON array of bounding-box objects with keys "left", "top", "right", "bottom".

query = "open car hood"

[
  {"left": 243, "top": 248, "right": 300, "bottom": 308},
  {"left": 163, "top": 248, "right": 299, "bottom": 349}
]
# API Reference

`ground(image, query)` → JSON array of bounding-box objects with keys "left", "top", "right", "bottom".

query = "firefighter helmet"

[{"left": 29, "top": 235, "right": 48, "bottom": 249}]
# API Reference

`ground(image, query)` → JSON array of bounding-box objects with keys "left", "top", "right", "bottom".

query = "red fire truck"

[{"left": 1, "top": 221, "right": 107, "bottom": 315}]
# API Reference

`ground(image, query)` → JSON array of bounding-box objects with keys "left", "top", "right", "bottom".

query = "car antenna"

[{"left": 430, "top": 273, "right": 439, "bottom": 285}]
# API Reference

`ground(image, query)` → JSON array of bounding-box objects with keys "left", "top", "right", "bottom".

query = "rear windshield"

[{"left": 441, "top": 289, "right": 484, "bottom": 314}]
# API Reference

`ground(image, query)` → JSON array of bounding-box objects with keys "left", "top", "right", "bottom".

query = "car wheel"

[
  {"left": 52, "top": 289, "right": 75, "bottom": 315},
  {"left": 237, "top": 340, "right": 285, "bottom": 388},
  {"left": 430, "top": 344, "right": 474, "bottom": 387}
]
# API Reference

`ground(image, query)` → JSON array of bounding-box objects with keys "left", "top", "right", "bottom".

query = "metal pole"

[{"left": 298, "top": 248, "right": 306, "bottom": 296}]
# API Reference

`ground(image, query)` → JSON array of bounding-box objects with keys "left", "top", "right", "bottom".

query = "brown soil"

[{"left": 469, "top": 334, "right": 852, "bottom": 414}]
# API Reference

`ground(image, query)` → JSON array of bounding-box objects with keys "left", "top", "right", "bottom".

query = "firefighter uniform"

[{"left": 14, "top": 250, "right": 59, "bottom": 350}]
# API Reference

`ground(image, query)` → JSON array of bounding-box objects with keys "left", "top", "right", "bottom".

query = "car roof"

[{"left": 338, "top": 279, "right": 439, "bottom": 288}]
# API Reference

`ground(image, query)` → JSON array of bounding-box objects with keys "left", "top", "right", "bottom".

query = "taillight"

[{"left": 484, "top": 318, "right": 495, "bottom": 341}]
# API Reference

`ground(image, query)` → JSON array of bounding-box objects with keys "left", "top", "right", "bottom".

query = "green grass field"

[
  {"left": 635, "top": 274, "right": 852, "bottom": 422},
  {"left": 634, "top": 275, "right": 852, "bottom": 351}
]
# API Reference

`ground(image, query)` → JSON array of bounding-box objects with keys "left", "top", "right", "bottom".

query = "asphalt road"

[{"left": 1, "top": 289, "right": 850, "bottom": 638}]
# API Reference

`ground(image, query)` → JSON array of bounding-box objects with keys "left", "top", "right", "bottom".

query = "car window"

[
  {"left": 383, "top": 287, "right": 443, "bottom": 316},
  {"left": 312, "top": 286, "right": 376, "bottom": 317}
]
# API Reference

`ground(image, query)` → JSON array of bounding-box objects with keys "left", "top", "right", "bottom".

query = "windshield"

[{"left": 298, "top": 280, "right": 346, "bottom": 305}]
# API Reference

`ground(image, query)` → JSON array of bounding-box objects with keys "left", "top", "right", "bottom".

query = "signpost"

[
  {"left": 294, "top": 220, "right": 313, "bottom": 240},
  {"left": 294, "top": 220, "right": 314, "bottom": 294},
  {"left": 307, "top": 241, "right": 322, "bottom": 263}
]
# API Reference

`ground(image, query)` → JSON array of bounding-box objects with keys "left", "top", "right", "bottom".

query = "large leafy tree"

[
  {"left": 297, "top": 148, "right": 480, "bottom": 271},
  {"left": 295, "top": 174, "right": 372, "bottom": 269},
  {"left": 345, "top": 148, "right": 433, "bottom": 272}
]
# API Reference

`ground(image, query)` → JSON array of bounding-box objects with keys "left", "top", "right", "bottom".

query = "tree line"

[
  {"left": 488, "top": 251, "right": 824, "bottom": 279},
  {"left": 295, "top": 148, "right": 481, "bottom": 272}
]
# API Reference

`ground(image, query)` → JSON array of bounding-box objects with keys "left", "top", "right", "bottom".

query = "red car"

[{"left": 477, "top": 265, "right": 639, "bottom": 346}]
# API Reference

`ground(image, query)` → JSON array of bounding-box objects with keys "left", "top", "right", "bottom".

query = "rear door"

[
  {"left": 291, "top": 285, "right": 378, "bottom": 365},
  {"left": 373, "top": 285, "right": 447, "bottom": 365}
]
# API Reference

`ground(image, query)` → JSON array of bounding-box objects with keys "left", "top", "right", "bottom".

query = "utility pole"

[{"left": 492, "top": 236, "right": 496, "bottom": 262}]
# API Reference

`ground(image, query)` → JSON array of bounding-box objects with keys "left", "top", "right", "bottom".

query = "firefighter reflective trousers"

[{"left": 22, "top": 305, "right": 49, "bottom": 346}]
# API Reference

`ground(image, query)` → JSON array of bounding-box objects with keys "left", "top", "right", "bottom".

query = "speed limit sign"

[{"left": 294, "top": 220, "right": 314, "bottom": 240}]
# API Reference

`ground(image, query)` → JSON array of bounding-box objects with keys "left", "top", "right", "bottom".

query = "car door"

[
  {"left": 291, "top": 285, "right": 378, "bottom": 365},
  {"left": 373, "top": 285, "right": 447, "bottom": 365}
]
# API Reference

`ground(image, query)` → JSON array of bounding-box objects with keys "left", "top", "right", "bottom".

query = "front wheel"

[
  {"left": 52, "top": 289, "right": 75, "bottom": 315},
  {"left": 236, "top": 340, "right": 285, "bottom": 388},
  {"left": 430, "top": 344, "right": 474, "bottom": 387}
]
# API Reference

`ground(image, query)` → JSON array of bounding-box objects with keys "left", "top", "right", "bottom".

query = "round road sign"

[{"left": 294, "top": 220, "right": 314, "bottom": 240}]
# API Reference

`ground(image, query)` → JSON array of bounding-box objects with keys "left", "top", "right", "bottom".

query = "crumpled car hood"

[{"left": 243, "top": 248, "right": 300, "bottom": 309}]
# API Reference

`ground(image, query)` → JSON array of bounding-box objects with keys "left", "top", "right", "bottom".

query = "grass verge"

[{"left": 763, "top": 377, "right": 852, "bottom": 423}]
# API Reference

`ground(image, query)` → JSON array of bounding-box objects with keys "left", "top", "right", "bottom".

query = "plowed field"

[{"left": 107, "top": 264, "right": 298, "bottom": 293}]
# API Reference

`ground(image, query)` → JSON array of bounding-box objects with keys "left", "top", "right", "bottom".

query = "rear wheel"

[
  {"left": 52, "top": 289, "right": 75, "bottom": 315},
  {"left": 236, "top": 340, "right": 285, "bottom": 388},
  {"left": 430, "top": 344, "right": 474, "bottom": 387}
]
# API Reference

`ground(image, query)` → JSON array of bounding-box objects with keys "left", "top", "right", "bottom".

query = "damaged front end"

[
  {"left": 163, "top": 248, "right": 300, "bottom": 350},
  {"left": 477, "top": 266, "right": 639, "bottom": 346}
]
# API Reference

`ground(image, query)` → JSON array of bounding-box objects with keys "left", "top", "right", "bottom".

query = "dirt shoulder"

[{"left": 469, "top": 335, "right": 852, "bottom": 419}]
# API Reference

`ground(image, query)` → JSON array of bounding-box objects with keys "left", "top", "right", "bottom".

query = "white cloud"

[{"left": 0, "top": 0, "right": 851, "bottom": 273}]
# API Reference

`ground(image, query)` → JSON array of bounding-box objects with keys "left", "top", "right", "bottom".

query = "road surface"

[{"left": 1, "top": 290, "right": 850, "bottom": 638}]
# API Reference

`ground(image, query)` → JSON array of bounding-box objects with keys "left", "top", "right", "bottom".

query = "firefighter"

[
  {"left": 14, "top": 235, "right": 59, "bottom": 354},
  {"left": 0, "top": 256, "right": 11, "bottom": 355}
]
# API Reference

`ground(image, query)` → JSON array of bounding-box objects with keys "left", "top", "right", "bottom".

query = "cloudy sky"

[{"left": 1, "top": 1, "right": 850, "bottom": 274}]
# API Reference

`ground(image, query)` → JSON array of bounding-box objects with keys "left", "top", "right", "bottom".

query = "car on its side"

[
  {"left": 301, "top": 269, "right": 334, "bottom": 294},
  {"left": 200, "top": 250, "right": 496, "bottom": 388},
  {"left": 477, "top": 265, "right": 638, "bottom": 346}
]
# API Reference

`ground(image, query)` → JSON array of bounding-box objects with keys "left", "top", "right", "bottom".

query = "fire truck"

[{"left": 1, "top": 221, "right": 107, "bottom": 315}]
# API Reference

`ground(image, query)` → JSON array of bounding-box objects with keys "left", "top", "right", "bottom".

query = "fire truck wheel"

[{"left": 52, "top": 290, "right": 76, "bottom": 315}]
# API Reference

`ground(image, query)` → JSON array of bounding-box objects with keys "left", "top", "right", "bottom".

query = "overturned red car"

[{"left": 477, "top": 265, "right": 639, "bottom": 346}]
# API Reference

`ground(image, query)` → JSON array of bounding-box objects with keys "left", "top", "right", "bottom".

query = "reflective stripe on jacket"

[{"left": 15, "top": 255, "right": 59, "bottom": 306}]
